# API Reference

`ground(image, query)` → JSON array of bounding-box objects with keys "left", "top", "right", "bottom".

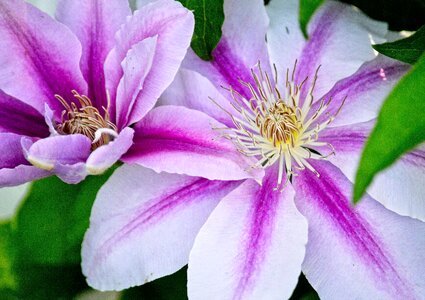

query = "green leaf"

[
  {"left": 0, "top": 222, "right": 17, "bottom": 292},
  {"left": 122, "top": 266, "right": 187, "bottom": 300},
  {"left": 373, "top": 25, "right": 425, "bottom": 65},
  {"left": 14, "top": 167, "right": 116, "bottom": 265},
  {"left": 354, "top": 52, "right": 425, "bottom": 203},
  {"left": 299, "top": 0, "right": 324, "bottom": 38},
  {"left": 178, "top": 0, "right": 224, "bottom": 60}
]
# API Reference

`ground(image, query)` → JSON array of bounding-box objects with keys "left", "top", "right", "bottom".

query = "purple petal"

[
  {"left": 0, "top": 164, "right": 50, "bottom": 187},
  {"left": 295, "top": 1, "right": 387, "bottom": 100},
  {"left": 104, "top": 0, "right": 194, "bottom": 126},
  {"left": 86, "top": 127, "right": 134, "bottom": 175},
  {"left": 82, "top": 164, "right": 240, "bottom": 290},
  {"left": 294, "top": 161, "right": 425, "bottom": 299},
  {"left": 0, "top": 90, "right": 49, "bottom": 137},
  {"left": 313, "top": 56, "right": 409, "bottom": 127},
  {"left": 115, "top": 37, "right": 157, "bottom": 129},
  {"left": 122, "top": 106, "right": 264, "bottom": 181},
  {"left": 188, "top": 168, "right": 308, "bottom": 300},
  {"left": 0, "top": 0, "right": 87, "bottom": 114},
  {"left": 159, "top": 68, "right": 241, "bottom": 127},
  {"left": 56, "top": 0, "right": 130, "bottom": 109},
  {"left": 0, "top": 133, "right": 31, "bottom": 169},
  {"left": 321, "top": 122, "right": 425, "bottom": 222},
  {"left": 22, "top": 134, "right": 92, "bottom": 183}
]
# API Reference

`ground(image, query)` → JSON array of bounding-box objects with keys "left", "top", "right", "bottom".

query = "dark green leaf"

[
  {"left": 354, "top": 52, "right": 425, "bottom": 202},
  {"left": 373, "top": 25, "right": 425, "bottom": 65},
  {"left": 178, "top": 0, "right": 224, "bottom": 60},
  {"left": 122, "top": 266, "right": 187, "bottom": 300},
  {"left": 14, "top": 167, "right": 116, "bottom": 265},
  {"left": 299, "top": 0, "right": 324, "bottom": 38}
]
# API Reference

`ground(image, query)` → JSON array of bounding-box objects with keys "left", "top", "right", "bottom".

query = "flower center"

[
  {"left": 55, "top": 90, "right": 118, "bottom": 150},
  {"left": 213, "top": 62, "right": 344, "bottom": 190}
]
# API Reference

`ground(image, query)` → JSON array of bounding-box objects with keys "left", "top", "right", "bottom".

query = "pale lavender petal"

[
  {"left": 159, "top": 68, "right": 240, "bottom": 127},
  {"left": 104, "top": 0, "right": 194, "bottom": 125},
  {"left": 0, "top": 0, "right": 87, "bottom": 114},
  {"left": 0, "top": 165, "right": 50, "bottom": 187},
  {"left": 182, "top": 0, "right": 271, "bottom": 101},
  {"left": 86, "top": 127, "right": 134, "bottom": 175},
  {"left": 188, "top": 168, "right": 308, "bottom": 300},
  {"left": 0, "top": 133, "right": 30, "bottom": 168},
  {"left": 82, "top": 164, "right": 240, "bottom": 290},
  {"left": 115, "top": 37, "right": 157, "bottom": 129},
  {"left": 122, "top": 106, "right": 263, "bottom": 181},
  {"left": 56, "top": 0, "right": 131, "bottom": 109},
  {"left": 0, "top": 90, "right": 49, "bottom": 137},
  {"left": 266, "top": 0, "right": 305, "bottom": 91},
  {"left": 321, "top": 122, "right": 425, "bottom": 221},
  {"left": 313, "top": 56, "right": 409, "bottom": 127},
  {"left": 22, "top": 134, "right": 91, "bottom": 171},
  {"left": 295, "top": 1, "right": 387, "bottom": 100},
  {"left": 294, "top": 161, "right": 425, "bottom": 299}
]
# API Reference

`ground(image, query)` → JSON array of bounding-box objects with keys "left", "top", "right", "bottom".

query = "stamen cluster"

[
  {"left": 55, "top": 90, "right": 118, "bottom": 150},
  {"left": 213, "top": 62, "right": 344, "bottom": 190}
]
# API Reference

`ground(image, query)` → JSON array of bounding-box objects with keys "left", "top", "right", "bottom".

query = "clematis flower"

[
  {"left": 82, "top": 0, "right": 425, "bottom": 298},
  {"left": 0, "top": 0, "right": 195, "bottom": 186}
]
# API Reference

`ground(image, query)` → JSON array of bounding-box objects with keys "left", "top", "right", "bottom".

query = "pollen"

[
  {"left": 55, "top": 90, "right": 118, "bottom": 150},
  {"left": 211, "top": 61, "right": 344, "bottom": 190}
]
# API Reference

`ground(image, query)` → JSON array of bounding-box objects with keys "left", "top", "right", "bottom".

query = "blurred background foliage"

[{"left": 0, "top": 0, "right": 424, "bottom": 299}]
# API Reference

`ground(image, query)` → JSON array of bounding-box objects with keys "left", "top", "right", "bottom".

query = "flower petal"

[
  {"left": 159, "top": 68, "right": 240, "bottom": 127},
  {"left": 122, "top": 106, "right": 263, "bottom": 181},
  {"left": 0, "top": 0, "right": 87, "bottom": 114},
  {"left": 86, "top": 127, "right": 134, "bottom": 175},
  {"left": 0, "top": 165, "right": 50, "bottom": 187},
  {"left": 105, "top": 0, "right": 194, "bottom": 126},
  {"left": 0, "top": 90, "right": 49, "bottom": 137},
  {"left": 294, "top": 161, "right": 425, "bottom": 299},
  {"left": 82, "top": 164, "right": 240, "bottom": 291},
  {"left": 295, "top": 1, "right": 387, "bottom": 100},
  {"left": 188, "top": 168, "right": 308, "bottom": 300},
  {"left": 313, "top": 56, "right": 409, "bottom": 127},
  {"left": 0, "top": 133, "right": 30, "bottom": 169},
  {"left": 266, "top": 0, "right": 305, "bottom": 91},
  {"left": 182, "top": 0, "right": 271, "bottom": 101},
  {"left": 22, "top": 134, "right": 91, "bottom": 183},
  {"left": 321, "top": 122, "right": 425, "bottom": 221},
  {"left": 115, "top": 37, "right": 157, "bottom": 129},
  {"left": 56, "top": 0, "right": 131, "bottom": 109}
]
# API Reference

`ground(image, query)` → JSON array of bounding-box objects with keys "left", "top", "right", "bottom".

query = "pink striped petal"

[
  {"left": 56, "top": 0, "right": 131, "bottom": 109},
  {"left": 294, "top": 161, "right": 425, "bottom": 299},
  {"left": 0, "top": 133, "right": 30, "bottom": 169},
  {"left": 313, "top": 56, "right": 409, "bottom": 127},
  {"left": 188, "top": 168, "right": 308, "bottom": 300},
  {"left": 321, "top": 122, "right": 425, "bottom": 221},
  {"left": 82, "top": 164, "right": 240, "bottom": 290},
  {"left": 295, "top": 1, "right": 387, "bottom": 100},
  {"left": 122, "top": 106, "right": 263, "bottom": 181},
  {"left": 159, "top": 68, "right": 241, "bottom": 127},
  {"left": 0, "top": 0, "right": 87, "bottom": 114},
  {"left": 104, "top": 0, "right": 194, "bottom": 126}
]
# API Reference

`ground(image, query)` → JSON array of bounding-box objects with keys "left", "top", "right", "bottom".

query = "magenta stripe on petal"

[
  {"left": 0, "top": 90, "right": 49, "bottom": 137},
  {"left": 234, "top": 168, "right": 281, "bottom": 299},
  {"left": 295, "top": 161, "right": 414, "bottom": 298},
  {"left": 92, "top": 178, "right": 240, "bottom": 268}
]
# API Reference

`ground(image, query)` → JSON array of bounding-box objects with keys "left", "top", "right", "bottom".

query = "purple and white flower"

[
  {"left": 0, "top": 0, "right": 195, "bottom": 185},
  {"left": 82, "top": 0, "right": 425, "bottom": 298}
]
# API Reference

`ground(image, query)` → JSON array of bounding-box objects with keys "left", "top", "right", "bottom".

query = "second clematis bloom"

[
  {"left": 82, "top": 0, "right": 425, "bottom": 299},
  {"left": 0, "top": 0, "right": 195, "bottom": 185}
]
